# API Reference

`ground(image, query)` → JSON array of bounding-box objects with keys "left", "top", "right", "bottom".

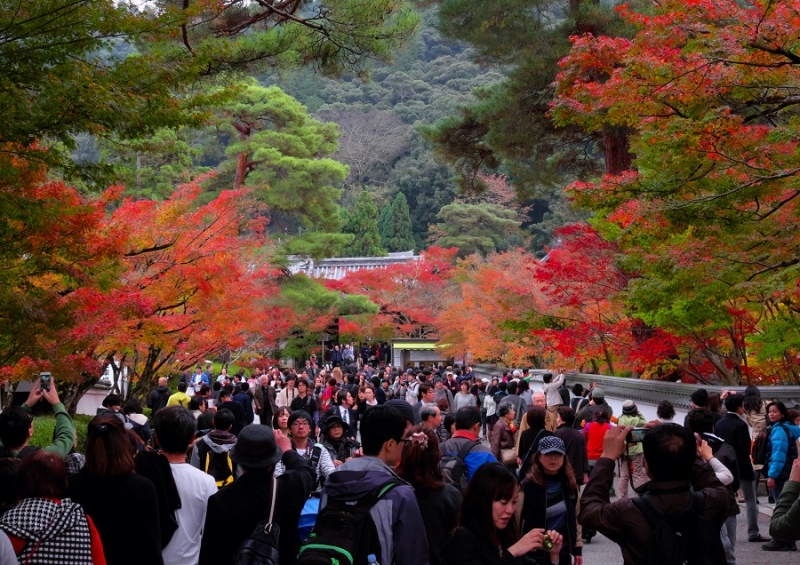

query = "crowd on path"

[{"left": 0, "top": 356, "right": 799, "bottom": 565}]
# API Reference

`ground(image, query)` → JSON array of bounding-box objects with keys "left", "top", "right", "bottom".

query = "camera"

[
  {"left": 626, "top": 428, "right": 647, "bottom": 443},
  {"left": 39, "top": 372, "right": 52, "bottom": 392}
]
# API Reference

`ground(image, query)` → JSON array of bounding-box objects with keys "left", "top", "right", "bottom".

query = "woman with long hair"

[
  {"left": 397, "top": 426, "right": 461, "bottom": 565},
  {"left": 67, "top": 414, "right": 163, "bottom": 565},
  {"left": 762, "top": 401, "right": 800, "bottom": 551},
  {"left": 519, "top": 436, "right": 581, "bottom": 565},
  {"left": 0, "top": 451, "right": 105, "bottom": 564},
  {"left": 518, "top": 407, "right": 552, "bottom": 477},
  {"left": 443, "top": 462, "right": 563, "bottom": 565}
]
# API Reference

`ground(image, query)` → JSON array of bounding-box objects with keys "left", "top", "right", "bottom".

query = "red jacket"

[{"left": 584, "top": 422, "right": 611, "bottom": 461}]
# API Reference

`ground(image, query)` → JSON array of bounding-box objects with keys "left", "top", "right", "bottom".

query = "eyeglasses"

[{"left": 291, "top": 421, "right": 310, "bottom": 428}]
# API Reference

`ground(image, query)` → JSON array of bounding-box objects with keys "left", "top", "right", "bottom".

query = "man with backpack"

[
  {"left": 300, "top": 405, "right": 429, "bottom": 565},
  {"left": 147, "top": 376, "right": 171, "bottom": 416},
  {"left": 199, "top": 425, "right": 313, "bottom": 565},
  {"left": 439, "top": 406, "right": 497, "bottom": 489},
  {"left": 190, "top": 409, "right": 238, "bottom": 488},
  {"left": 579, "top": 423, "right": 735, "bottom": 565}
]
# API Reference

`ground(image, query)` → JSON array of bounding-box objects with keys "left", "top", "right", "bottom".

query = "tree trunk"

[{"left": 603, "top": 125, "right": 633, "bottom": 176}]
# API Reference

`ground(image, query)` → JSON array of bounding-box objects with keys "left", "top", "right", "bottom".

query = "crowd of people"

[{"left": 0, "top": 359, "right": 799, "bottom": 565}]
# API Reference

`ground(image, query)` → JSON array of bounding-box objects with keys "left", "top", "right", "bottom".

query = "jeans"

[
  {"left": 724, "top": 514, "right": 737, "bottom": 564},
  {"left": 740, "top": 478, "right": 760, "bottom": 539}
]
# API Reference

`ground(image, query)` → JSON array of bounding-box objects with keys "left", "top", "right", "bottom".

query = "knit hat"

[
  {"left": 538, "top": 436, "right": 566, "bottom": 456},
  {"left": 691, "top": 388, "right": 708, "bottom": 407},
  {"left": 591, "top": 387, "right": 605, "bottom": 401},
  {"left": 622, "top": 400, "right": 638, "bottom": 415},
  {"left": 385, "top": 399, "right": 415, "bottom": 425},
  {"left": 229, "top": 425, "right": 282, "bottom": 468}
]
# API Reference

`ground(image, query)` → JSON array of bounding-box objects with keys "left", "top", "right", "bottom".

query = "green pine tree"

[
  {"left": 382, "top": 192, "right": 415, "bottom": 252},
  {"left": 342, "top": 190, "right": 387, "bottom": 257}
]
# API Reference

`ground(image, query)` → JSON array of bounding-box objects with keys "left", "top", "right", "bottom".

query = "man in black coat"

[
  {"left": 218, "top": 388, "right": 247, "bottom": 436},
  {"left": 324, "top": 389, "right": 359, "bottom": 440},
  {"left": 198, "top": 425, "right": 313, "bottom": 565},
  {"left": 554, "top": 406, "right": 590, "bottom": 485},
  {"left": 715, "top": 393, "right": 768, "bottom": 542},
  {"left": 146, "top": 377, "right": 171, "bottom": 416}
]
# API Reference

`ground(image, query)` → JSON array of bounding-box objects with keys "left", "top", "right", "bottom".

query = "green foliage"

[
  {"left": 342, "top": 190, "right": 387, "bottom": 257},
  {"left": 427, "top": 0, "right": 645, "bottom": 197},
  {"left": 380, "top": 192, "right": 416, "bottom": 251},
  {"left": 431, "top": 201, "right": 523, "bottom": 257},
  {"left": 31, "top": 414, "right": 93, "bottom": 453}
]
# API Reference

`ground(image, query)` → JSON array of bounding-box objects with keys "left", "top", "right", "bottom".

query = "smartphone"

[
  {"left": 39, "top": 372, "right": 52, "bottom": 392},
  {"left": 626, "top": 428, "right": 647, "bottom": 443}
]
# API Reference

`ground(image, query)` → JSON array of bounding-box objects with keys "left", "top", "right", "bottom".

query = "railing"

[{"left": 473, "top": 364, "right": 800, "bottom": 422}]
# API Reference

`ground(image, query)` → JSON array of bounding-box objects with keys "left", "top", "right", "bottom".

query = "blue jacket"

[
  {"left": 440, "top": 433, "right": 497, "bottom": 481},
  {"left": 322, "top": 456, "right": 430, "bottom": 565},
  {"left": 767, "top": 422, "right": 800, "bottom": 480}
]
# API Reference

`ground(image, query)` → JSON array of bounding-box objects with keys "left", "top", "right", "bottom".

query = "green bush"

[{"left": 30, "top": 413, "right": 93, "bottom": 453}]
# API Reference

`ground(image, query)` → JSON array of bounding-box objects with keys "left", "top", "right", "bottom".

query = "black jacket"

[
  {"left": 147, "top": 386, "right": 170, "bottom": 416},
  {"left": 218, "top": 400, "right": 247, "bottom": 436},
  {"left": 198, "top": 450, "right": 314, "bottom": 565},
  {"left": 713, "top": 413, "right": 754, "bottom": 480},
  {"left": 554, "top": 425, "right": 590, "bottom": 483},
  {"left": 519, "top": 476, "right": 580, "bottom": 564},
  {"left": 324, "top": 405, "right": 359, "bottom": 439}
]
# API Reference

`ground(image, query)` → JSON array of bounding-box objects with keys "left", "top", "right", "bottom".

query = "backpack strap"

[
  {"left": 456, "top": 439, "right": 479, "bottom": 462},
  {"left": 520, "top": 429, "right": 548, "bottom": 470},
  {"left": 631, "top": 493, "right": 663, "bottom": 529},
  {"left": 309, "top": 444, "right": 323, "bottom": 467},
  {"left": 264, "top": 476, "right": 279, "bottom": 532}
]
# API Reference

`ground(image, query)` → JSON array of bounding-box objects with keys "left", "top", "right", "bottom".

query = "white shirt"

[
  {"left": 541, "top": 373, "right": 565, "bottom": 407},
  {"left": 161, "top": 463, "right": 217, "bottom": 565}
]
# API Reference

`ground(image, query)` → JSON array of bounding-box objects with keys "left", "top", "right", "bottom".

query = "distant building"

[{"left": 287, "top": 251, "right": 419, "bottom": 280}]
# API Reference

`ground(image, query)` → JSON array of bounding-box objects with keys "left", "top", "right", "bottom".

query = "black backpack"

[
  {"left": 632, "top": 489, "right": 726, "bottom": 565},
  {"left": 296, "top": 478, "right": 401, "bottom": 565},
  {"left": 440, "top": 440, "right": 478, "bottom": 492},
  {"left": 234, "top": 477, "right": 280, "bottom": 565},
  {"left": 751, "top": 429, "right": 770, "bottom": 466}
]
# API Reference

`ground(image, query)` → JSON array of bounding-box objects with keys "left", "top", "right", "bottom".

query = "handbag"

[{"left": 501, "top": 447, "right": 517, "bottom": 465}]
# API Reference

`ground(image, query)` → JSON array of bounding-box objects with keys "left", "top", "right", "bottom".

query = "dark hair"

[
  {"left": 686, "top": 408, "right": 714, "bottom": 435},
  {"left": 359, "top": 406, "right": 406, "bottom": 456},
  {"left": 213, "top": 381, "right": 222, "bottom": 391},
  {"left": 593, "top": 406, "right": 610, "bottom": 424},
  {"left": 0, "top": 458, "right": 20, "bottom": 506},
  {"left": 459, "top": 462, "right": 519, "bottom": 551},
  {"left": 122, "top": 398, "right": 143, "bottom": 415},
  {"left": 16, "top": 450, "right": 67, "bottom": 499},
  {"left": 288, "top": 410, "right": 314, "bottom": 429},
  {"left": 529, "top": 449, "right": 578, "bottom": 495},
  {"left": 0, "top": 407, "right": 33, "bottom": 450},
  {"left": 102, "top": 394, "right": 122, "bottom": 408},
  {"left": 557, "top": 406, "right": 576, "bottom": 427},
  {"left": 706, "top": 392, "right": 721, "bottom": 414},
  {"left": 177, "top": 382, "right": 187, "bottom": 393},
  {"left": 497, "top": 382, "right": 507, "bottom": 392},
  {"left": 199, "top": 384, "right": 210, "bottom": 396},
  {"left": 197, "top": 412, "right": 213, "bottom": 432},
  {"left": 656, "top": 400, "right": 675, "bottom": 420},
  {"left": 436, "top": 397, "right": 450, "bottom": 413},
  {"left": 507, "top": 381, "right": 518, "bottom": 395},
  {"left": 542, "top": 373, "right": 553, "bottom": 384},
  {"left": 214, "top": 409, "right": 234, "bottom": 431},
  {"left": 418, "top": 383, "right": 432, "bottom": 397},
  {"left": 219, "top": 389, "right": 231, "bottom": 400},
  {"left": 85, "top": 414, "right": 135, "bottom": 477},
  {"left": 455, "top": 406, "right": 482, "bottom": 431},
  {"left": 272, "top": 406, "right": 291, "bottom": 430},
  {"left": 443, "top": 412, "right": 456, "bottom": 434},
  {"left": 396, "top": 426, "right": 444, "bottom": 493},
  {"left": 154, "top": 406, "right": 197, "bottom": 454},
  {"left": 743, "top": 386, "right": 763, "bottom": 414},
  {"left": 240, "top": 382, "right": 249, "bottom": 392},
  {"left": 525, "top": 406, "right": 547, "bottom": 429},
  {"left": 188, "top": 397, "right": 202, "bottom": 411},
  {"left": 767, "top": 401, "right": 789, "bottom": 423},
  {"left": 787, "top": 408, "right": 800, "bottom": 424},
  {"left": 571, "top": 383, "right": 584, "bottom": 397},
  {"left": 724, "top": 394, "right": 743, "bottom": 413},
  {"left": 296, "top": 379, "right": 308, "bottom": 389},
  {"left": 642, "top": 424, "right": 695, "bottom": 481},
  {"left": 336, "top": 389, "right": 350, "bottom": 405}
]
